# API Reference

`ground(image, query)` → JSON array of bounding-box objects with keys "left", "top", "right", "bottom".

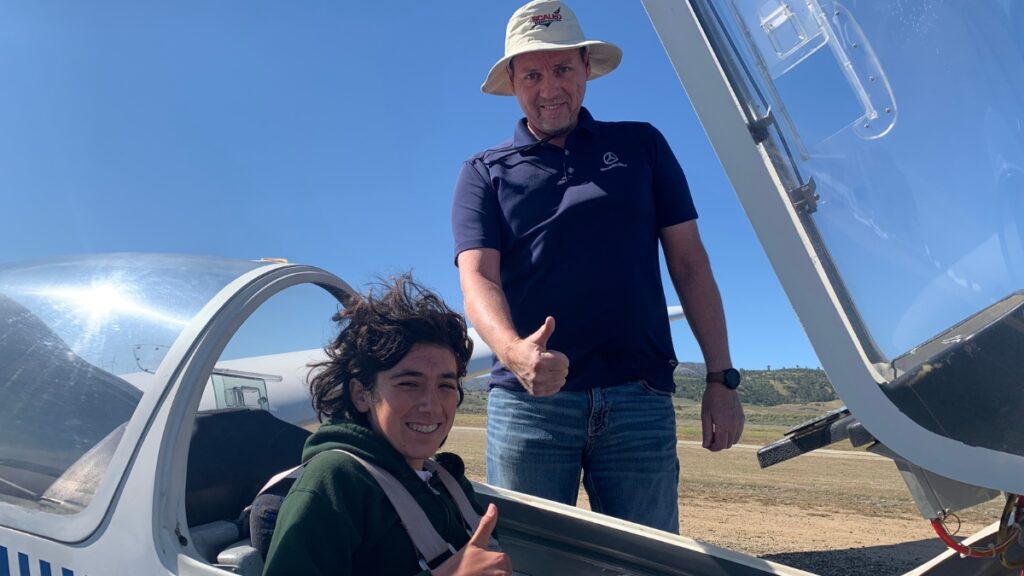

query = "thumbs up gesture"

[
  {"left": 502, "top": 316, "right": 570, "bottom": 397},
  {"left": 433, "top": 504, "right": 512, "bottom": 576}
]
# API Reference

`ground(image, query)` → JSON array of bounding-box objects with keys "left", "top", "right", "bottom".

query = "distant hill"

[
  {"left": 464, "top": 376, "right": 490, "bottom": 391},
  {"left": 674, "top": 364, "right": 837, "bottom": 406},
  {"left": 465, "top": 363, "right": 836, "bottom": 406}
]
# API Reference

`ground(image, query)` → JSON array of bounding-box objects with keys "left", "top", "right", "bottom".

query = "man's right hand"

[
  {"left": 502, "top": 316, "right": 569, "bottom": 396},
  {"left": 433, "top": 504, "right": 512, "bottom": 576}
]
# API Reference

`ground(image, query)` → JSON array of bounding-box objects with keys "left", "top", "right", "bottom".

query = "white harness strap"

[
  {"left": 332, "top": 450, "right": 455, "bottom": 567},
  {"left": 257, "top": 449, "right": 494, "bottom": 569},
  {"left": 257, "top": 463, "right": 304, "bottom": 496},
  {"left": 423, "top": 460, "right": 500, "bottom": 551}
]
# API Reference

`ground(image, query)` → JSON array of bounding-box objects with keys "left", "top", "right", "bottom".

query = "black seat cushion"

[{"left": 186, "top": 408, "right": 310, "bottom": 527}]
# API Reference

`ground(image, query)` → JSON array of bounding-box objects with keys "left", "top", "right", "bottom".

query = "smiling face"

[
  {"left": 352, "top": 343, "right": 460, "bottom": 471},
  {"left": 509, "top": 48, "right": 590, "bottom": 147}
]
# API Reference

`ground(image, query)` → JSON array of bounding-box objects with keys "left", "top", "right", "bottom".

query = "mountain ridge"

[
  {"left": 467, "top": 362, "right": 837, "bottom": 407},
  {"left": 674, "top": 363, "right": 836, "bottom": 406}
]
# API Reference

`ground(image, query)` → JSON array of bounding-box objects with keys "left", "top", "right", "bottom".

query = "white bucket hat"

[{"left": 482, "top": 0, "right": 623, "bottom": 96}]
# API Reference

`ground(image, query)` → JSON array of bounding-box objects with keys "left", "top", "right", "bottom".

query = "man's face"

[{"left": 509, "top": 48, "right": 589, "bottom": 143}]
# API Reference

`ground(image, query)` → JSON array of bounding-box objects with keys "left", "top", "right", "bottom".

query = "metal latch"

[
  {"left": 791, "top": 177, "right": 819, "bottom": 213},
  {"left": 747, "top": 108, "right": 774, "bottom": 144}
]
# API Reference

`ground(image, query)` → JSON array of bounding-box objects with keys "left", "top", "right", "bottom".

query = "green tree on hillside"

[{"left": 672, "top": 366, "right": 836, "bottom": 406}]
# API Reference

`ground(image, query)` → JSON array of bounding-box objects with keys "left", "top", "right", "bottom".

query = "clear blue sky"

[{"left": 0, "top": 1, "right": 821, "bottom": 370}]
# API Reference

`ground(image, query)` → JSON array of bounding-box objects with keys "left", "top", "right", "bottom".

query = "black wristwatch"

[{"left": 706, "top": 368, "right": 741, "bottom": 390}]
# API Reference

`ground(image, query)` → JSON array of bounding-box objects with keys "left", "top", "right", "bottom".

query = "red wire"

[
  {"left": 930, "top": 518, "right": 1019, "bottom": 558},
  {"left": 931, "top": 518, "right": 976, "bottom": 556}
]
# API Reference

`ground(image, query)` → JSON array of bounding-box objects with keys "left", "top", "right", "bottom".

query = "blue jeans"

[{"left": 486, "top": 381, "right": 680, "bottom": 533}]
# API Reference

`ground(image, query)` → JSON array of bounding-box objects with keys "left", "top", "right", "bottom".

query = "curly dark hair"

[{"left": 309, "top": 275, "right": 473, "bottom": 425}]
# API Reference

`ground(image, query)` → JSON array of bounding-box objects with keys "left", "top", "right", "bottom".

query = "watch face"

[{"left": 723, "top": 368, "right": 741, "bottom": 389}]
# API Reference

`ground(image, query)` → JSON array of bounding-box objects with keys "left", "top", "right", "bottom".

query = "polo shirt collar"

[
  {"left": 512, "top": 106, "right": 600, "bottom": 147},
  {"left": 574, "top": 107, "right": 599, "bottom": 137}
]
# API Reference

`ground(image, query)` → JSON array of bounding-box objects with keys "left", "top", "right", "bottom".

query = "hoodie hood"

[{"left": 301, "top": 420, "right": 418, "bottom": 479}]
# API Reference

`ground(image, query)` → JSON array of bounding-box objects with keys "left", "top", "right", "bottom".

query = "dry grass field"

[{"left": 447, "top": 411, "right": 1004, "bottom": 576}]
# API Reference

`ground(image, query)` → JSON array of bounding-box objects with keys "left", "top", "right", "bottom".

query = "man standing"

[{"left": 451, "top": 0, "right": 744, "bottom": 533}]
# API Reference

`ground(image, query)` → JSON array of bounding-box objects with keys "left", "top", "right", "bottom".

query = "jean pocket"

[{"left": 637, "top": 379, "right": 673, "bottom": 397}]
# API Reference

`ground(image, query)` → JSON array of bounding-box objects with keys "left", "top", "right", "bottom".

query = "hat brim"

[{"left": 481, "top": 40, "right": 622, "bottom": 96}]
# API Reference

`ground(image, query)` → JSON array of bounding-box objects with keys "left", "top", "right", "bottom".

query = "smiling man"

[{"left": 451, "top": 0, "right": 745, "bottom": 533}]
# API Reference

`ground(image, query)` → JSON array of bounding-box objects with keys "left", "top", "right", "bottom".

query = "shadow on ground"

[{"left": 763, "top": 538, "right": 949, "bottom": 576}]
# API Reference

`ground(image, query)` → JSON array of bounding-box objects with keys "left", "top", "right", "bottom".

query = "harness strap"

[
  {"left": 256, "top": 449, "right": 496, "bottom": 566},
  {"left": 257, "top": 463, "right": 304, "bottom": 496},
  {"left": 330, "top": 450, "right": 454, "bottom": 565},
  {"left": 423, "top": 460, "right": 500, "bottom": 551}
]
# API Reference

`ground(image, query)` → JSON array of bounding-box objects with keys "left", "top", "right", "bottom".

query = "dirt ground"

[{"left": 444, "top": 426, "right": 1004, "bottom": 576}]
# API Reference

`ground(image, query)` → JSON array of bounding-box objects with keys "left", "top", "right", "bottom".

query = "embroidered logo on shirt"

[
  {"left": 531, "top": 8, "right": 562, "bottom": 28},
  {"left": 600, "top": 151, "right": 628, "bottom": 172}
]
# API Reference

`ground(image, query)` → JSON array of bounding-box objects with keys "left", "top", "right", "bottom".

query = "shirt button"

[
  {"left": 564, "top": 149, "right": 571, "bottom": 156},
  {"left": 568, "top": 167, "right": 575, "bottom": 174}
]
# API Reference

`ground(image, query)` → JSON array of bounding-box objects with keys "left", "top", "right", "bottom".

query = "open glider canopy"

[{"left": 643, "top": 0, "right": 1024, "bottom": 494}]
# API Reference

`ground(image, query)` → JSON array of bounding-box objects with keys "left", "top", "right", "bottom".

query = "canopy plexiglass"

[
  {"left": 646, "top": 0, "right": 1024, "bottom": 492},
  {"left": 0, "top": 254, "right": 267, "bottom": 516}
]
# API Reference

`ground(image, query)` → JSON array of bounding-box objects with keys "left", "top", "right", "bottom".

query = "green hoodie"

[{"left": 262, "top": 421, "right": 482, "bottom": 576}]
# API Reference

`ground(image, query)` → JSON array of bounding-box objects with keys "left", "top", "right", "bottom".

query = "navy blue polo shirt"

[{"left": 452, "top": 107, "right": 697, "bottom": 393}]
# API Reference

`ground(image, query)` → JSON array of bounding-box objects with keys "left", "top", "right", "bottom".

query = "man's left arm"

[{"left": 660, "top": 219, "right": 745, "bottom": 452}]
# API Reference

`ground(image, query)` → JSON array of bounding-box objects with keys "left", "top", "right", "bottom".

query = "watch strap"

[{"left": 705, "top": 370, "right": 726, "bottom": 384}]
